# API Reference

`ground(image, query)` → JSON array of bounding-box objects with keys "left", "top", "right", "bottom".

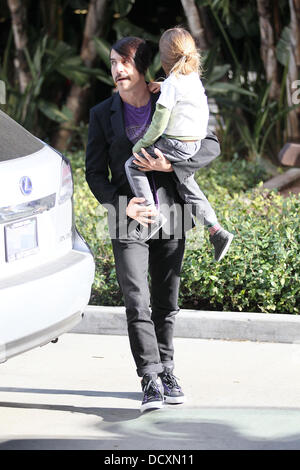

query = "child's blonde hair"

[{"left": 159, "top": 27, "right": 202, "bottom": 77}]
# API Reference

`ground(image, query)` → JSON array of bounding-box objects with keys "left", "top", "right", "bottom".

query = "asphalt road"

[{"left": 1, "top": 333, "right": 300, "bottom": 450}]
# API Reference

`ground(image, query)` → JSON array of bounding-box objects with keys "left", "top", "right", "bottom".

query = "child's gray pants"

[{"left": 125, "top": 136, "right": 218, "bottom": 227}]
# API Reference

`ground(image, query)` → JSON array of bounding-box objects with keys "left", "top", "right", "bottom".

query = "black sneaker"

[
  {"left": 140, "top": 374, "right": 164, "bottom": 413},
  {"left": 139, "top": 212, "right": 167, "bottom": 242},
  {"left": 159, "top": 368, "right": 186, "bottom": 404},
  {"left": 210, "top": 229, "right": 234, "bottom": 262}
]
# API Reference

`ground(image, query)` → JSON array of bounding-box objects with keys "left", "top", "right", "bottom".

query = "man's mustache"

[{"left": 115, "top": 74, "right": 130, "bottom": 82}]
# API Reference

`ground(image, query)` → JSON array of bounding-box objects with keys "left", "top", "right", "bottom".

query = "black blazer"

[{"left": 86, "top": 91, "right": 221, "bottom": 237}]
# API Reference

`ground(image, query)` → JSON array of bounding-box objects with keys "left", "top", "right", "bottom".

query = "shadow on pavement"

[
  {"left": 1, "top": 400, "right": 300, "bottom": 449},
  {"left": 1, "top": 419, "right": 300, "bottom": 450},
  {"left": 0, "top": 386, "right": 141, "bottom": 401},
  {"left": 0, "top": 400, "right": 140, "bottom": 422}
]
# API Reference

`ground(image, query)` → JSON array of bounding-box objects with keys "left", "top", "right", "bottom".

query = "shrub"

[
  {"left": 68, "top": 151, "right": 300, "bottom": 314},
  {"left": 69, "top": 151, "right": 122, "bottom": 306},
  {"left": 181, "top": 186, "right": 299, "bottom": 314}
]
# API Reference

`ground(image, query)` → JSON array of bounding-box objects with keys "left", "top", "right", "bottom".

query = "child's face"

[
  {"left": 159, "top": 42, "right": 171, "bottom": 76},
  {"left": 161, "top": 60, "right": 168, "bottom": 75},
  {"left": 159, "top": 51, "right": 169, "bottom": 75}
]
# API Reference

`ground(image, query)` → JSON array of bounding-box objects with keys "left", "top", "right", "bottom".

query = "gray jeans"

[
  {"left": 112, "top": 235, "right": 185, "bottom": 377},
  {"left": 125, "top": 136, "right": 218, "bottom": 227}
]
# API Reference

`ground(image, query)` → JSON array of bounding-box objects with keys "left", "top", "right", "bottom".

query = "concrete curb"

[
  {"left": 71, "top": 306, "right": 300, "bottom": 344},
  {"left": 263, "top": 168, "right": 300, "bottom": 190}
]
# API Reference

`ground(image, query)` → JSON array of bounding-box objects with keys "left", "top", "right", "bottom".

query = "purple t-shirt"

[
  {"left": 123, "top": 99, "right": 152, "bottom": 144},
  {"left": 123, "top": 98, "right": 159, "bottom": 207}
]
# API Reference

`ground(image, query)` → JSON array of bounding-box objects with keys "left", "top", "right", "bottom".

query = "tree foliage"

[{"left": 0, "top": 0, "right": 299, "bottom": 160}]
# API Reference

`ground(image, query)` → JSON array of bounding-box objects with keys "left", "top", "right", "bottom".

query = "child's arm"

[{"left": 132, "top": 104, "right": 171, "bottom": 154}]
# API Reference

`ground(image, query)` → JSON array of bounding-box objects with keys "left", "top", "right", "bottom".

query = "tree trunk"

[
  {"left": 53, "top": 0, "right": 109, "bottom": 151},
  {"left": 256, "top": 0, "right": 281, "bottom": 100},
  {"left": 286, "top": 0, "right": 300, "bottom": 139},
  {"left": 198, "top": 5, "right": 214, "bottom": 47},
  {"left": 40, "top": 0, "right": 64, "bottom": 40},
  {"left": 180, "top": 0, "right": 210, "bottom": 51},
  {"left": 7, "top": 0, "right": 31, "bottom": 93}
]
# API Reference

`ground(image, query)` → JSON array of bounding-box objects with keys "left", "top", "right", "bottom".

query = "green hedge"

[{"left": 69, "top": 151, "right": 300, "bottom": 314}]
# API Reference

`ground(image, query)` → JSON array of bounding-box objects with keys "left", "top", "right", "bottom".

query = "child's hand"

[{"left": 148, "top": 81, "right": 161, "bottom": 94}]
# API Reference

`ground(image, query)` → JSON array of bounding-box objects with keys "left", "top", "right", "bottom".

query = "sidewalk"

[
  {"left": 1, "top": 333, "right": 300, "bottom": 449},
  {"left": 1, "top": 308, "right": 300, "bottom": 450},
  {"left": 71, "top": 306, "right": 300, "bottom": 344}
]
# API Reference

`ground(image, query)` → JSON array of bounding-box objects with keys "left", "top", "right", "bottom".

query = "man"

[{"left": 86, "top": 36, "right": 220, "bottom": 413}]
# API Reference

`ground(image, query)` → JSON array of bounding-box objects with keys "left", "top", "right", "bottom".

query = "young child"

[{"left": 125, "top": 27, "right": 233, "bottom": 261}]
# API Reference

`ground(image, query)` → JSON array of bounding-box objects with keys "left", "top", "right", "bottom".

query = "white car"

[{"left": 0, "top": 109, "right": 95, "bottom": 363}]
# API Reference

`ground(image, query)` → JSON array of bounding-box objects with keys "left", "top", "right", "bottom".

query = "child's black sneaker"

[
  {"left": 140, "top": 374, "right": 164, "bottom": 413},
  {"left": 210, "top": 229, "right": 234, "bottom": 262},
  {"left": 159, "top": 368, "right": 186, "bottom": 404}
]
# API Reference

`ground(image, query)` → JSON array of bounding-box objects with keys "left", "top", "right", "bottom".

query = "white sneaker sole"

[
  {"left": 140, "top": 400, "right": 164, "bottom": 413},
  {"left": 164, "top": 395, "right": 186, "bottom": 404},
  {"left": 216, "top": 233, "right": 234, "bottom": 261}
]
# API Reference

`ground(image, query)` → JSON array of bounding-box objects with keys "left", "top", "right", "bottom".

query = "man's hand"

[
  {"left": 148, "top": 81, "right": 161, "bottom": 94},
  {"left": 133, "top": 147, "right": 174, "bottom": 172},
  {"left": 126, "top": 197, "right": 157, "bottom": 227}
]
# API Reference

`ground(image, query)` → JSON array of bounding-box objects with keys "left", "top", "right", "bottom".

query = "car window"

[{"left": 0, "top": 110, "right": 44, "bottom": 161}]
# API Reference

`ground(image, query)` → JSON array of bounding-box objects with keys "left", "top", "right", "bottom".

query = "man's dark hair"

[{"left": 111, "top": 37, "right": 152, "bottom": 76}]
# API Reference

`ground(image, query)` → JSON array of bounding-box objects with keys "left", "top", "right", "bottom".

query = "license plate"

[{"left": 5, "top": 217, "right": 38, "bottom": 262}]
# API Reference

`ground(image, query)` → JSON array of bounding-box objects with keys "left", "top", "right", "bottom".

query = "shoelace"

[
  {"left": 142, "top": 378, "right": 162, "bottom": 399},
  {"left": 162, "top": 372, "right": 180, "bottom": 390}
]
